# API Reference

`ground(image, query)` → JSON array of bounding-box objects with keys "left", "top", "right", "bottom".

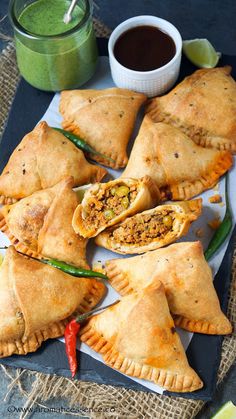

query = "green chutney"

[{"left": 13, "top": 0, "right": 98, "bottom": 91}]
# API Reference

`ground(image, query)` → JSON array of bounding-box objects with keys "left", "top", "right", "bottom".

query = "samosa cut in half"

[
  {"left": 95, "top": 199, "right": 202, "bottom": 254},
  {"left": 72, "top": 176, "right": 160, "bottom": 238}
]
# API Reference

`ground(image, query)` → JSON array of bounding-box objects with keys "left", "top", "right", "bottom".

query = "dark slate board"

[{"left": 0, "top": 38, "right": 235, "bottom": 400}]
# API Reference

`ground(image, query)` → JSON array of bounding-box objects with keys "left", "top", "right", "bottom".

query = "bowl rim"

[{"left": 108, "top": 15, "right": 182, "bottom": 77}]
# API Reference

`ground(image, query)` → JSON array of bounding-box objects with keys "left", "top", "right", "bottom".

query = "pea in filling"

[
  {"left": 111, "top": 210, "right": 174, "bottom": 245},
  {"left": 84, "top": 184, "right": 138, "bottom": 229}
]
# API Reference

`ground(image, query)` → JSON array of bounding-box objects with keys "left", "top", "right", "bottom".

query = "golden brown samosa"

[
  {"left": 122, "top": 117, "right": 232, "bottom": 200},
  {"left": 60, "top": 88, "right": 146, "bottom": 168},
  {"left": 0, "top": 246, "right": 106, "bottom": 358},
  {"left": 106, "top": 241, "right": 232, "bottom": 335},
  {"left": 147, "top": 66, "right": 236, "bottom": 153},
  {"left": 80, "top": 282, "right": 203, "bottom": 392},
  {"left": 0, "top": 177, "right": 88, "bottom": 267},
  {"left": 0, "top": 122, "right": 106, "bottom": 205}
]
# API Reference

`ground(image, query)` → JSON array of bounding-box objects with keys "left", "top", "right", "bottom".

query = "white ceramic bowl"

[{"left": 108, "top": 15, "right": 182, "bottom": 97}]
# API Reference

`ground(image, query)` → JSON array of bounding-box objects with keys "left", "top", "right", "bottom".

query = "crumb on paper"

[
  {"left": 195, "top": 228, "right": 204, "bottom": 238},
  {"left": 208, "top": 218, "right": 221, "bottom": 230},
  {"left": 92, "top": 261, "right": 105, "bottom": 274},
  {"left": 208, "top": 194, "right": 222, "bottom": 204},
  {"left": 213, "top": 182, "right": 219, "bottom": 191}
]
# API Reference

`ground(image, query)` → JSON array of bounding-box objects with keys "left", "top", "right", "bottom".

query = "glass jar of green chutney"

[{"left": 9, "top": 0, "right": 98, "bottom": 91}]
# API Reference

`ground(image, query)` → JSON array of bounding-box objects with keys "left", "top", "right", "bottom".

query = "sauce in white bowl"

[{"left": 108, "top": 16, "right": 182, "bottom": 97}]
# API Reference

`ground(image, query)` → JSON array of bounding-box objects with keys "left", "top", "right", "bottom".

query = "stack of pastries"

[{"left": 0, "top": 68, "right": 234, "bottom": 393}]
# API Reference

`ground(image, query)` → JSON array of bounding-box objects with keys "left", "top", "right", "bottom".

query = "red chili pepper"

[
  {"left": 64, "top": 300, "right": 120, "bottom": 379},
  {"left": 65, "top": 319, "right": 80, "bottom": 378}
]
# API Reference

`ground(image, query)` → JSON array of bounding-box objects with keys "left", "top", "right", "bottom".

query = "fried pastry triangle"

[
  {"left": 95, "top": 199, "right": 201, "bottom": 254},
  {"left": 0, "top": 246, "right": 106, "bottom": 358},
  {"left": 80, "top": 281, "right": 203, "bottom": 392},
  {"left": 122, "top": 117, "right": 232, "bottom": 200},
  {"left": 0, "top": 177, "right": 88, "bottom": 267},
  {"left": 0, "top": 121, "right": 106, "bottom": 205},
  {"left": 147, "top": 66, "right": 236, "bottom": 153},
  {"left": 106, "top": 241, "right": 232, "bottom": 335},
  {"left": 59, "top": 88, "right": 146, "bottom": 169}
]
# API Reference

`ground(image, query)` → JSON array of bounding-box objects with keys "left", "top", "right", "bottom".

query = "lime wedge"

[
  {"left": 183, "top": 39, "right": 221, "bottom": 68},
  {"left": 211, "top": 401, "right": 236, "bottom": 419}
]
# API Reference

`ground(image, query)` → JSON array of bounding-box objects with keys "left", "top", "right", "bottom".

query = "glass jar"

[{"left": 9, "top": 0, "right": 98, "bottom": 91}]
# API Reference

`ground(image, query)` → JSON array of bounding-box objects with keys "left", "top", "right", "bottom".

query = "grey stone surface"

[
  {"left": 0, "top": 1, "right": 236, "bottom": 417},
  {"left": 2, "top": 0, "right": 236, "bottom": 54},
  {"left": 94, "top": 0, "right": 236, "bottom": 55}
]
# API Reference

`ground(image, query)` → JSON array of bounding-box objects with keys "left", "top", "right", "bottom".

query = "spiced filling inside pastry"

[
  {"left": 95, "top": 199, "right": 202, "bottom": 254},
  {"left": 112, "top": 209, "right": 174, "bottom": 245},
  {"left": 72, "top": 176, "right": 160, "bottom": 238},
  {"left": 82, "top": 183, "right": 138, "bottom": 231}
]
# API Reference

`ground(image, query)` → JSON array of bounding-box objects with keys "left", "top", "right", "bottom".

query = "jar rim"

[{"left": 9, "top": 0, "right": 92, "bottom": 40}]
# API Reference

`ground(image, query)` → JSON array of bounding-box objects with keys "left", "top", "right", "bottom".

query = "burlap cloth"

[{"left": 0, "top": 18, "right": 235, "bottom": 419}]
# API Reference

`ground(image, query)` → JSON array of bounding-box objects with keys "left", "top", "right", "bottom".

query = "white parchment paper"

[{"left": 0, "top": 57, "right": 235, "bottom": 394}]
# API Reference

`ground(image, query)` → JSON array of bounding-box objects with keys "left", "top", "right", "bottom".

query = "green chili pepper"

[
  {"left": 40, "top": 258, "right": 108, "bottom": 280},
  {"left": 52, "top": 127, "right": 115, "bottom": 163},
  {"left": 0, "top": 247, "right": 108, "bottom": 280},
  {"left": 1, "top": 248, "right": 108, "bottom": 281},
  {"left": 204, "top": 174, "right": 233, "bottom": 261}
]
